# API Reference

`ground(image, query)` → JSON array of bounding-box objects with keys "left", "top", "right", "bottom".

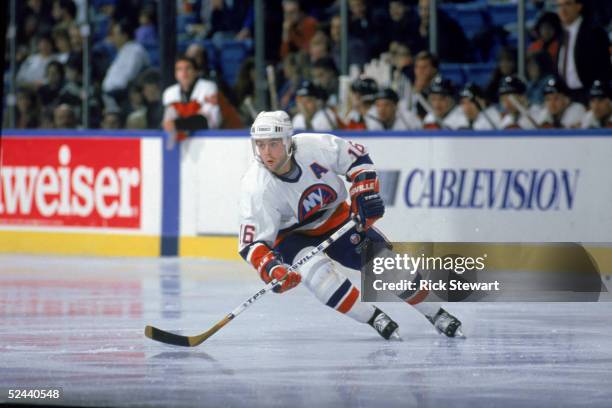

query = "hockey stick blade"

[
  {"left": 144, "top": 219, "right": 357, "bottom": 347},
  {"left": 145, "top": 315, "right": 233, "bottom": 347}
]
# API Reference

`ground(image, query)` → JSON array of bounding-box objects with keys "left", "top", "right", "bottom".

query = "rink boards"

[{"left": 2, "top": 129, "right": 612, "bottom": 270}]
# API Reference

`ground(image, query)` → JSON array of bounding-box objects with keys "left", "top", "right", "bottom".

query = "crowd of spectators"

[{"left": 5, "top": 0, "right": 612, "bottom": 132}]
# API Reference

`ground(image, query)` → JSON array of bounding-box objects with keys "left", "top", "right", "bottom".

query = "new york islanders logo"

[{"left": 298, "top": 184, "right": 338, "bottom": 222}]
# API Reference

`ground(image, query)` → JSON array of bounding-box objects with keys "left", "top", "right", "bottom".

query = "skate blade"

[
  {"left": 390, "top": 329, "right": 403, "bottom": 341},
  {"left": 453, "top": 327, "right": 466, "bottom": 339}
]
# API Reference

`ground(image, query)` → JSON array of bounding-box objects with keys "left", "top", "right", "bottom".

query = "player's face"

[
  {"left": 545, "top": 93, "right": 569, "bottom": 116},
  {"left": 297, "top": 96, "right": 318, "bottom": 118},
  {"left": 590, "top": 97, "right": 612, "bottom": 121},
  {"left": 461, "top": 98, "right": 479, "bottom": 120},
  {"left": 501, "top": 94, "right": 518, "bottom": 114},
  {"left": 430, "top": 94, "right": 453, "bottom": 117},
  {"left": 175, "top": 60, "right": 197, "bottom": 90},
  {"left": 375, "top": 99, "right": 396, "bottom": 123},
  {"left": 255, "top": 139, "right": 289, "bottom": 174}
]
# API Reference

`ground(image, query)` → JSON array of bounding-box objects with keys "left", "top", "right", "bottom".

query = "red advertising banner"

[{"left": 0, "top": 137, "right": 141, "bottom": 228}]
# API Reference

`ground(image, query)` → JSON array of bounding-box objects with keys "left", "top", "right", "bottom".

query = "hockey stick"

[
  {"left": 145, "top": 218, "right": 358, "bottom": 347},
  {"left": 507, "top": 95, "right": 540, "bottom": 129}
]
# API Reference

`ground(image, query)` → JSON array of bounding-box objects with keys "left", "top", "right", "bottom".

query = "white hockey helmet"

[{"left": 250, "top": 111, "right": 294, "bottom": 160}]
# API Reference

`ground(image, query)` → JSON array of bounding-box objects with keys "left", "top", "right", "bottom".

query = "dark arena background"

[{"left": 1, "top": 0, "right": 612, "bottom": 407}]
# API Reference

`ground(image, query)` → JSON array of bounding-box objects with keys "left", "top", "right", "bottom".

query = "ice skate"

[
  {"left": 428, "top": 308, "right": 465, "bottom": 338},
  {"left": 368, "top": 308, "right": 402, "bottom": 341}
]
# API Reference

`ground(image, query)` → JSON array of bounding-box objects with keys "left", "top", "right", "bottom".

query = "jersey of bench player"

[{"left": 238, "top": 133, "right": 374, "bottom": 259}]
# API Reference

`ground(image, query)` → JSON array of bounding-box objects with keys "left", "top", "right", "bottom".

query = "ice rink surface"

[{"left": 1, "top": 254, "right": 611, "bottom": 408}]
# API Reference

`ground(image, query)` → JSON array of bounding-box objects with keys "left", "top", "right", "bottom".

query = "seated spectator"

[
  {"left": 367, "top": 88, "right": 422, "bottom": 130},
  {"left": 52, "top": 28, "right": 72, "bottom": 64},
  {"left": 536, "top": 76, "right": 585, "bottom": 128},
  {"left": 135, "top": 4, "right": 157, "bottom": 46},
  {"left": 280, "top": 0, "right": 318, "bottom": 58},
  {"left": 53, "top": 103, "right": 78, "bottom": 129},
  {"left": 498, "top": 76, "right": 540, "bottom": 130},
  {"left": 52, "top": 0, "right": 77, "bottom": 32},
  {"left": 423, "top": 77, "right": 467, "bottom": 130},
  {"left": 102, "top": 19, "right": 150, "bottom": 105},
  {"left": 403, "top": 51, "right": 439, "bottom": 118},
  {"left": 485, "top": 46, "right": 518, "bottom": 103},
  {"left": 310, "top": 57, "right": 339, "bottom": 106},
  {"left": 16, "top": 34, "right": 56, "bottom": 88},
  {"left": 386, "top": 0, "right": 419, "bottom": 48},
  {"left": 459, "top": 83, "right": 502, "bottom": 130},
  {"left": 526, "top": 51, "right": 556, "bottom": 106},
  {"left": 308, "top": 30, "right": 331, "bottom": 63},
  {"left": 329, "top": 14, "right": 368, "bottom": 68},
  {"left": 101, "top": 108, "right": 124, "bottom": 129},
  {"left": 389, "top": 41, "right": 414, "bottom": 100},
  {"left": 233, "top": 57, "right": 257, "bottom": 125},
  {"left": 57, "top": 54, "right": 84, "bottom": 108},
  {"left": 39, "top": 61, "right": 66, "bottom": 106},
  {"left": 18, "top": 0, "right": 53, "bottom": 44},
  {"left": 5, "top": 88, "right": 41, "bottom": 129},
  {"left": 278, "top": 52, "right": 307, "bottom": 114},
  {"left": 140, "top": 69, "right": 163, "bottom": 129},
  {"left": 206, "top": 0, "right": 253, "bottom": 40},
  {"left": 292, "top": 80, "right": 340, "bottom": 131},
  {"left": 185, "top": 43, "right": 210, "bottom": 79},
  {"left": 162, "top": 56, "right": 221, "bottom": 149},
  {"left": 528, "top": 12, "right": 562, "bottom": 63},
  {"left": 345, "top": 77, "right": 378, "bottom": 130},
  {"left": 414, "top": 0, "right": 471, "bottom": 62},
  {"left": 348, "top": 0, "right": 386, "bottom": 60},
  {"left": 581, "top": 80, "right": 612, "bottom": 128}
]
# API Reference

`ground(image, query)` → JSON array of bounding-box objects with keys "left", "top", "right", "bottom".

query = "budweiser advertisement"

[{"left": 0, "top": 137, "right": 142, "bottom": 228}]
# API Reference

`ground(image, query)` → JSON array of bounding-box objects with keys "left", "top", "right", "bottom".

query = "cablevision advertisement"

[{"left": 361, "top": 242, "right": 608, "bottom": 302}]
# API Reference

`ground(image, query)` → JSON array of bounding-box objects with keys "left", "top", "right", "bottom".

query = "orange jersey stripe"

[
  {"left": 337, "top": 287, "right": 359, "bottom": 313},
  {"left": 273, "top": 202, "right": 351, "bottom": 247}
]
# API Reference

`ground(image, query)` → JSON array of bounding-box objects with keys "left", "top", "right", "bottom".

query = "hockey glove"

[
  {"left": 349, "top": 171, "right": 385, "bottom": 230},
  {"left": 251, "top": 245, "right": 301, "bottom": 293}
]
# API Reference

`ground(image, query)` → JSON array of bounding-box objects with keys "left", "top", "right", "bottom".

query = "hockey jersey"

[
  {"left": 580, "top": 110, "right": 612, "bottom": 128},
  {"left": 365, "top": 109, "right": 422, "bottom": 130},
  {"left": 293, "top": 108, "right": 344, "bottom": 131},
  {"left": 423, "top": 106, "right": 468, "bottom": 130},
  {"left": 464, "top": 106, "right": 503, "bottom": 130},
  {"left": 536, "top": 102, "right": 585, "bottom": 129},
  {"left": 238, "top": 133, "right": 374, "bottom": 256}
]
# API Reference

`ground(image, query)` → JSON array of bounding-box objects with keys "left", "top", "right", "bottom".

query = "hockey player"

[
  {"left": 498, "top": 75, "right": 540, "bottom": 130},
  {"left": 292, "top": 80, "right": 342, "bottom": 131},
  {"left": 581, "top": 80, "right": 612, "bottom": 128},
  {"left": 536, "top": 76, "right": 585, "bottom": 128},
  {"left": 162, "top": 56, "right": 221, "bottom": 149},
  {"left": 238, "top": 110, "right": 464, "bottom": 340},
  {"left": 366, "top": 88, "right": 422, "bottom": 130},
  {"left": 459, "top": 83, "right": 502, "bottom": 130},
  {"left": 423, "top": 77, "right": 468, "bottom": 130}
]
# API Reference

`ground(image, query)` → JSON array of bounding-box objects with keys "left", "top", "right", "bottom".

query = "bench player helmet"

[{"left": 250, "top": 111, "right": 294, "bottom": 161}]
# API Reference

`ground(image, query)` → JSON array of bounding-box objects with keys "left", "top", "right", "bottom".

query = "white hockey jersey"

[
  {"left": 365, "top": 109, "right": 422, "bottom": 130},
  {"left": 293, "top": 108, "right": 341, "bottom": 131},
  {"left": 162, "top": 78, "right": 221, "bottom": 129},
  {"left": 423, "top": 106, "right": 469, "bottom": 130},
  {"left": 580, "top": 110, "right": 612, "bottom": 128},
  {"left": 465, "top": 106, "right": 503, "bottom": 130},
  {"left": 238, "top": 133, "right": 374, "bottom": 255},
  {"left": 500, "top": 112, "right": 538, "bottom": 129},
  {"left": 536, "top": 102, "right": 585, "bottom": 129}
]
